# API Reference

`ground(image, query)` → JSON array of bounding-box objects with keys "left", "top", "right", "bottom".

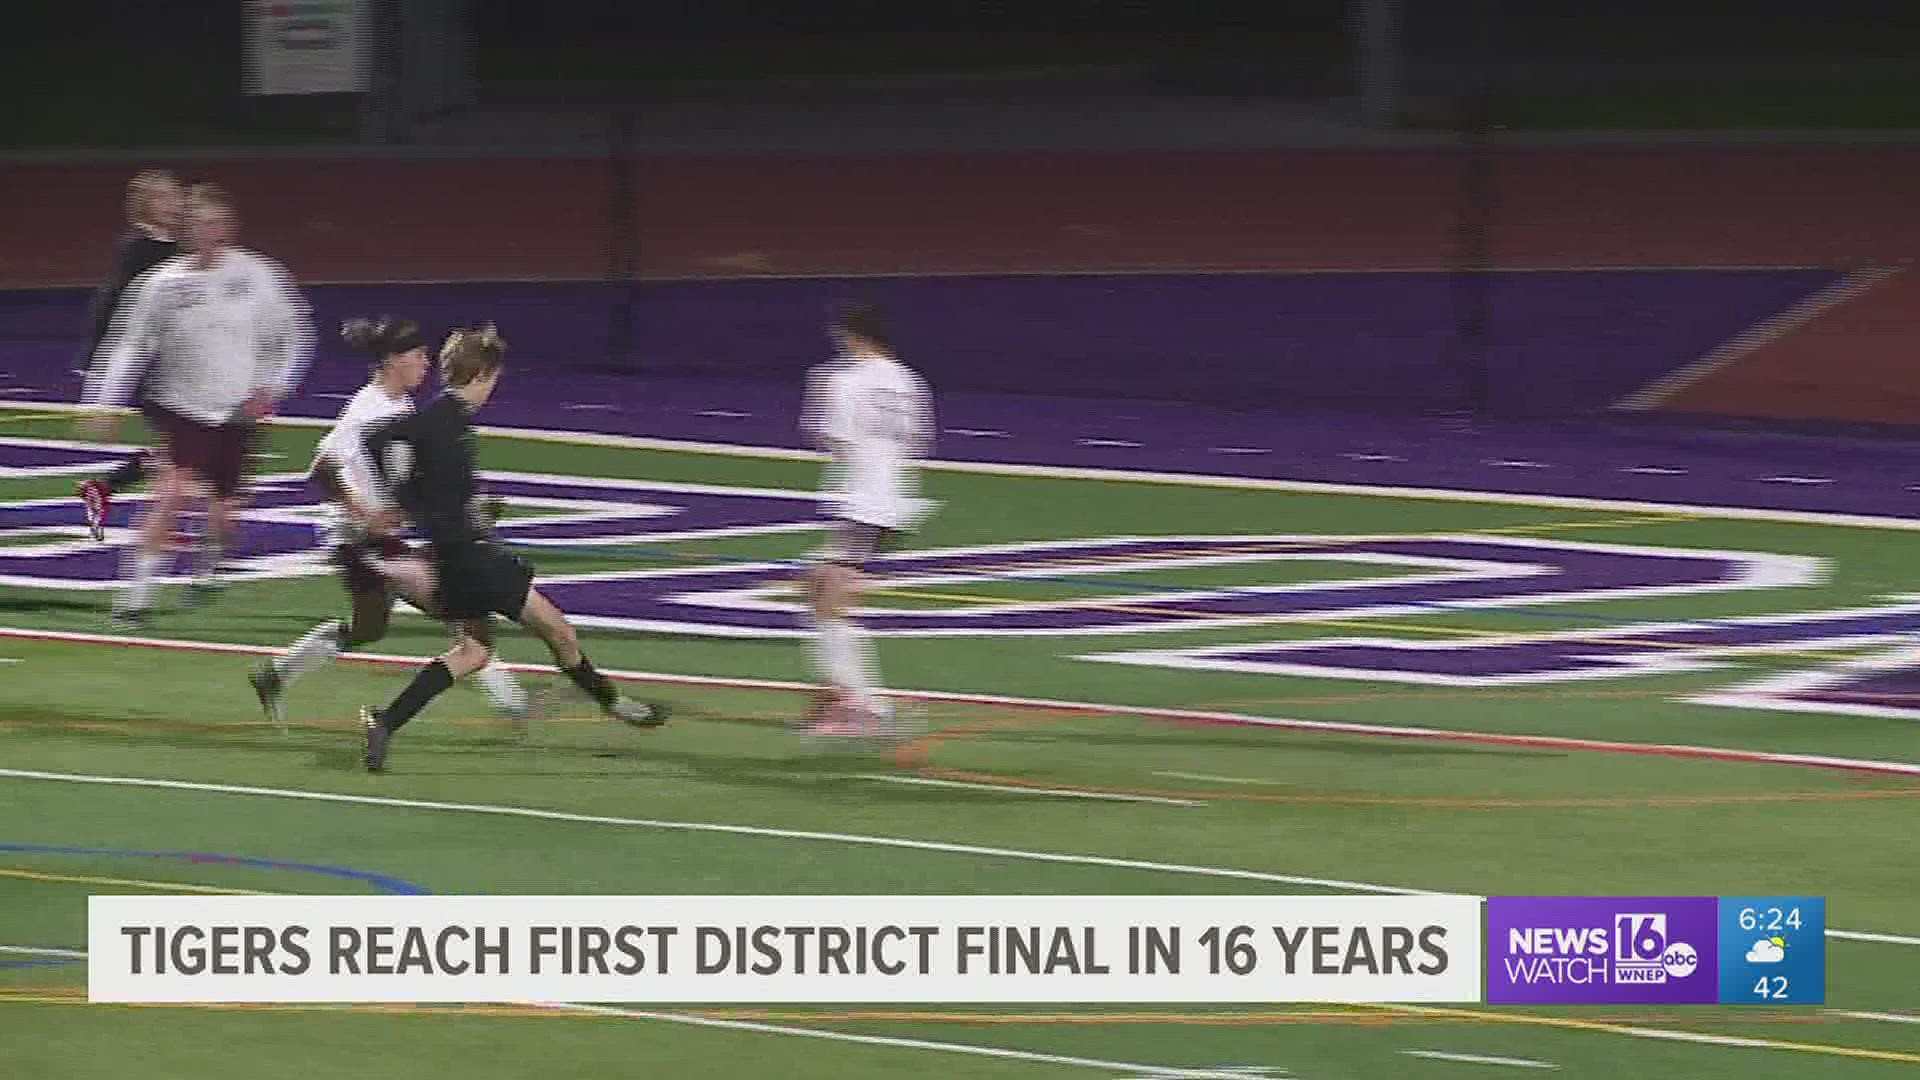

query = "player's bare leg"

[
  {"left": 803, "top": 561, "right": 891, "bottom": 737},
  {"left": 110, "top": 459, "right": 187, "bottom": 627},
  {"left": 516, "top": 588, "right": 667, "bottom": 728},
  {"left": 374, "top": 556, "right": 537, "bottom": 736},
  {"left": 186, "top": 495, "right": 239, "bottom": 603},
  {"left": 252, "top": 585, "right": 394, "bottom": 728},
  {"left": 255, "top": 555, "right": 533, "bottom": 733},
  {"left": 362, "top": 620, "right": 495, "bottom": 771}
]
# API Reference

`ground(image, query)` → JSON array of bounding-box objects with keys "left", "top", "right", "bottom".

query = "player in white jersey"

[
  {"left": 79, "top": 184, "right": 315, "bottom": 626},
  {"left": 800, "top": 303, "right": 935, "bottom": 738},
  {"left": 248, "top": 317, "right": 535, "bottom": 732}
]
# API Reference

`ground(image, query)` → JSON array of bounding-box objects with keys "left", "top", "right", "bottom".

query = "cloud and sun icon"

[{"left": 1745, "top": 936, "right": 1788, "bottom": 963}]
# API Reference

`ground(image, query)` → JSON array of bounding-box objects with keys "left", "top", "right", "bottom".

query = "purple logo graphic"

[
  {"left": 0, "top": 447, "right": 820, "bottom": 590},
  {"left": 539, "top": 534, "right": 1806, "bottom": 638},
  {"left": 0, "top": 437, "right": 137, "bottom": 480},
  {"left": 1082, "top": 602, "right": 1918, "bottom": 685},
  {"left": 1487, "top": 897, "right": 1719, "bottom": 1004}
]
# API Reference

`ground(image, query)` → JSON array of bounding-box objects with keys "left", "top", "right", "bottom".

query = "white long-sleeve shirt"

[
  {"left": 313, "top": 381, "right": 415, "bottom": 547},
  {"left": 82, "top": 247, "right": 314, "bottom": 426},
  {"left": 819, "top": 353, "right": 936, "bottom": 529}
]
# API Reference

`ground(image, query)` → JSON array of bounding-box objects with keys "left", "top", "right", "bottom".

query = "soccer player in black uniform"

[
  {"left": 357, "top": 324, "right": 669, "bottom": 771},
  {"left": 76, "top": 170, "right": 183, "bottom": 540}
]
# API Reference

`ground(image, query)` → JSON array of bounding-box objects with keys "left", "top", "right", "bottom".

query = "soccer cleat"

[
  {"left": 361, "top": 707, "right": 391, "bottom": 771},
  {"left": 184, "top": 578, "right": 226, "bottom": 607},
  {"left": 791, "top": 687, "right": 838, "bottom": 733},
  {"left": 106, "top": 606, "right": 148, "bottom": 632},
  {"left": 799, "top": 689, "right": 873, "bottom": 739},
  {"left": 803, "top": 715, "right": 870, "bottom": 738},
  {"left": 609, "top": 697, "right": 670, "bottom": 729},
  {"left": 249, "top": 663, "right": 287, "bottom": 728},
  {"left": 77, "top": 479, "right": 111, "bottom": 541}
]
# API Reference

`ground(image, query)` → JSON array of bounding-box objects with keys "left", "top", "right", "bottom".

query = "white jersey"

[
  {"left": 801, "top": 356, "right": 852, "bottom": 494},
  {"left": 314, "top": 383, "right": 414, "bottom": 548},
  {"left": 82, "top": 247, "right": 314, "bottom": 426},
  {"left": 819, "top": 353, "right": 935, "bottom": 530}
]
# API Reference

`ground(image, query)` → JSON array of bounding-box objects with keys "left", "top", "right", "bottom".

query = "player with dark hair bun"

[
  {"left": 356, "top": 324, "right": 669, "bottom": 771},
  {"left": 248, "top": 317, "right": 536, "bottom": 732}
]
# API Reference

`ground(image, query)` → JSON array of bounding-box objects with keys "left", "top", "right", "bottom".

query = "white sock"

[
  {"left": 274, "top": 620, "right": 343, "bottom": 684},
  {"left": 848, "top": 620, "right": 888, "bottom": 717},
  {"left": 195, "top": 534, "right": 224, "bottom": 584},
  {"left": 470, "top": 660, "right": 528, "bottom": 717},
  {"left": 805, "top": 609, "right": 832, "bottom": 685},
  {"left": 819, "top": 618, "right": 882, "bottom": 713},
  {"left": 120, "top": 548, "right": 165, "bottom": 612}
]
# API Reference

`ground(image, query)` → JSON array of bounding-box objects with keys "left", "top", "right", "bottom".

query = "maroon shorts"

[
  {"left": 143, "top": 403, "right": 255, "bottom": 500},
  {"left": 337, "top": 535, "right": 414, "bottom": 596}
]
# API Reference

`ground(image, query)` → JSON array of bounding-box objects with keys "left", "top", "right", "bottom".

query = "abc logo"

[{"left": 1661, "top": 942, "right": 1699, "bottom": 978}]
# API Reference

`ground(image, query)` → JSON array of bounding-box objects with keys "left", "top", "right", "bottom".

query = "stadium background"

[{"left": 4, "top": 0, "right": 1920, "bottom": 429}]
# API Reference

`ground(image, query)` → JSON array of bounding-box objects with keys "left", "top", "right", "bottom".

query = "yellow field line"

[
  {"left": 0, "top": 991, "right": 1870, "bottom": 1031},
  {"left": 1366, "top": 1003, "right": 1920, "bottom": 1067},
  {"left": 0, "top": 991, "right": 1909, "bottom": 1064},
  {"left": 0, "top": 411, "right": 94, "bottom": 427},
  {"left": 0, "top": 867, "right": 267, "bottom": 896},
  {"left": 887, "top": 521, "right": 1684, "bottom": 583}
]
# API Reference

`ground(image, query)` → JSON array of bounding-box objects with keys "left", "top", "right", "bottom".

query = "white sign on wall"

[{"left": 244, "top": 0, "right": 371, "bottom": 95}]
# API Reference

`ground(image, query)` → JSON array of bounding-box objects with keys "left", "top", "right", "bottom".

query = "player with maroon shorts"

[{"left": 79, "top": 184, "right": 314, "bottom": 626}]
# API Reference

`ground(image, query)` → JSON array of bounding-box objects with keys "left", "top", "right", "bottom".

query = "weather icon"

[{"left": 1746, "top": 937, "right": 1787, "bottom": 964}]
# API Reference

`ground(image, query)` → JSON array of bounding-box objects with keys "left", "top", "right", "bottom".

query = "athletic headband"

[{"left": 384, "top": 327, "right": 426, "bottom": 356}]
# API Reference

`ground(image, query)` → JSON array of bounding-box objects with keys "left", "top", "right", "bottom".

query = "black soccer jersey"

[
  {"left": 362, "top": 394, "right": 489, "bottom": 552},
  {"left": 88, "top": 230, "right": 180, "bottom": 351}
]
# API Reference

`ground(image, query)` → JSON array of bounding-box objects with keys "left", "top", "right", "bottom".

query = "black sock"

[
  {"left": 380, "top": 660, "right": 454, "bottom": 732},
  {"left": 562, "top": 656, "right": 619, "bottom": 710},
  {"left": 106, "top": 454, "right": 147, "bottom": 489}
]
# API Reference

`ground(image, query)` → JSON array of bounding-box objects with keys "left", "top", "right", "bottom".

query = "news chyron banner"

[
  {"left": 88, "top": 895, "right": 1481, "bottom": 1004},
  {"left": 1487, "top": 896, "right": 1826, "bottom": 1005}
]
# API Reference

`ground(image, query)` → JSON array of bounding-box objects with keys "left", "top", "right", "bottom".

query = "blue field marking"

[
  {"left": 0, "top": 844, "right": 433, "bottom": 970},
  {"left": 0, "top": 955, "right": 79, "bottom": 970},
  {"left": 0, "top": 843, "right": 432, "bottom": 895}
]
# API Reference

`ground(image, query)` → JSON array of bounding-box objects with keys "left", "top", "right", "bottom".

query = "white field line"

[
  {"left": 4, "top": 626, "right": 1920, "bottom": 781},
  {"left": 0, "top": 765, "right": 1913, "bottom": 952},
  {"left": 9, "top": 399, "right": 1920, "bottom": 532},
  {"left": 551, "top": 1003, "right": 1276, "bottom": 1078},
  {"left": 1400, "top": 1049, "right": 1557, "bottom": 1069}
]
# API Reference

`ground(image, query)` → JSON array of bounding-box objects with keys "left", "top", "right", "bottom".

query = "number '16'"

[
  {"left": 1199, "top": 926, "right": 1256, "bottom": 975},
  {"left": 1616, "top": 915, "right": 1665, "bottom": 960}
]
